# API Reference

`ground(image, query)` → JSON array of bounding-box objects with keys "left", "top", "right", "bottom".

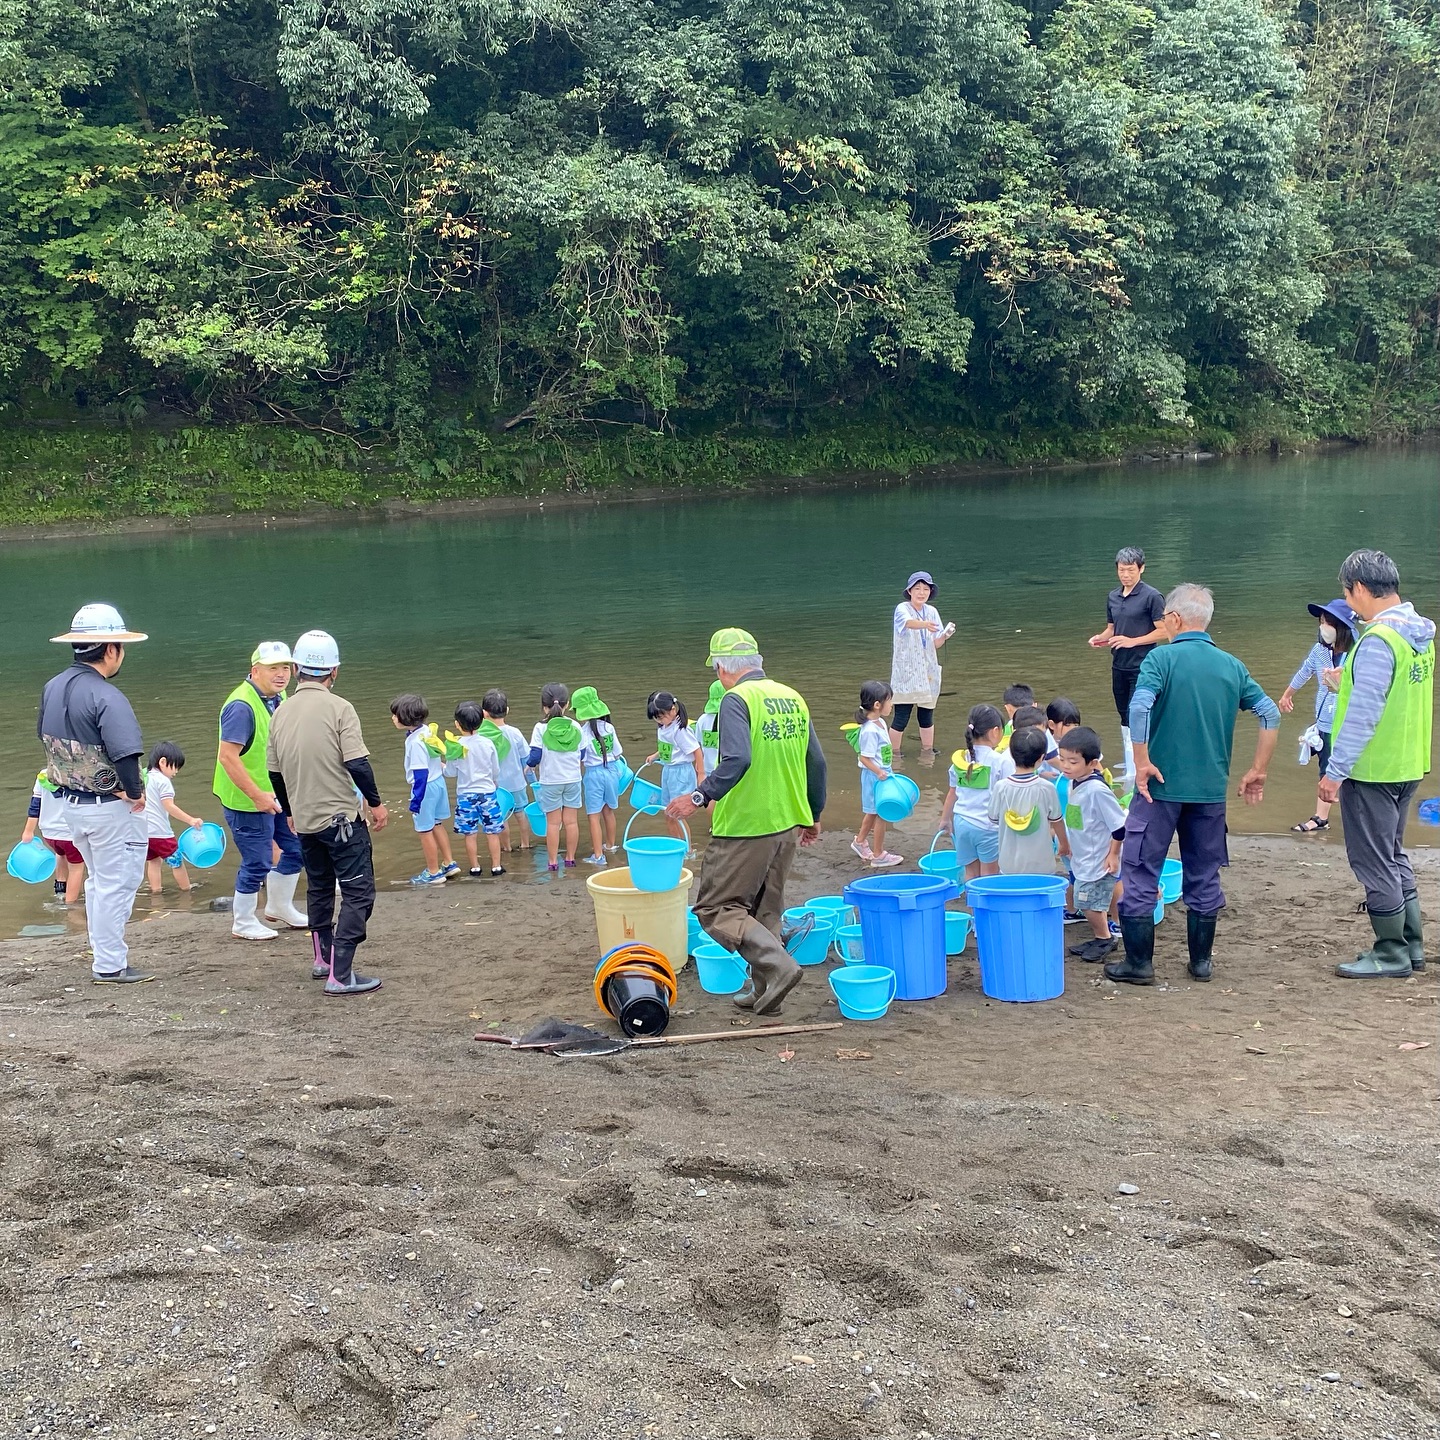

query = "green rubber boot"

[
  {"left": 1402, "top": 891, "right": 1425, "bottom": 972},
  {"left": 1335, "top": 906, "right": 1412, "bottom": 979}
]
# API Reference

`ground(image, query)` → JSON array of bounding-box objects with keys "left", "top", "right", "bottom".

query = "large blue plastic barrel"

[
  {"left": 843, "top": 874, "right": 959, "bottom": 1000},
  {"left": 967, "top": 875, "right": 1068, "bottom": 1002}
]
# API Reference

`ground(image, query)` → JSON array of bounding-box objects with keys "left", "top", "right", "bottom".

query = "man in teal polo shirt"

[{"left": 1105, "top": 584, "right": 1281, "bottom": 986}]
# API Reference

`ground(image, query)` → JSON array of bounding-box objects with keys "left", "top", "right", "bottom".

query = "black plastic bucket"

[{"left": 602, "top": 971, "right": 671, "bottom": 1036}]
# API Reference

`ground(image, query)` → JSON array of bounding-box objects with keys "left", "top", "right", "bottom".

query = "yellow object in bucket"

[
  {"left": 1003, "top": 807, "right": 1043, "bottom": 834},
  {"left": 587, "top": 867, "right": 693, "bottom": 971}
]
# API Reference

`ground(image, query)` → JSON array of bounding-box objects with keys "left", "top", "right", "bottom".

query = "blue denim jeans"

[{"left": 224, "top": 806, "right": 305, "bottom": 893}]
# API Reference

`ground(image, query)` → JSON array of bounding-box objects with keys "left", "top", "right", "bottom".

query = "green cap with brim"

[
  {"left": 706, "top": 627, "right": 758, "bottom": 666},
  {"left": 572, "top": 685, "right": 609, "bottom": 722},
  {"left": 704, "top": 680, "right": 725, "bottom": 714}
]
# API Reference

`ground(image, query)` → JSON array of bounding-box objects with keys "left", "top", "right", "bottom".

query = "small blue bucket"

[
  {"left": 791, "top": 915, "right": 838, "bottom": 967},
  {"left": 629, "top": 764, "right": 663, "bottom": 812},
  {"left": 918, "top": 831, "right": 961, "bottom": 886},
  {"left": 687, "top": 907, "right": 706, "bottom": 955},
  {"left": 1159, "top": 857, "right": 1183, "bottom": 905},
  {"left": 525, "top": 801, "right": 548, "bottom": 837},
  {"left": 494, "top": 789, "right": 517, "bottom": 822},
  {"left": 873, "top": 773, "right": 920, "bottom": 823},
  {"left": 967, "top": 874, "right": 1067, "bottom": 1002},
  {"left": 623, "top": 811, "right": 689, "bottom": 892},
  {"left": 694, "top": 942, "right": 748, "bottom": 994},
  {"left": 835, "top": 923, "right": 865, "bottom": 964},
  {"left": 178, "top": 822, "right": 227, "bottom": 869},
  {"left": 1154, "top": 898, "right": 1165, "bottom": 925},
  {"left": 945, "top": 910, "right": 971, "bottom": 956},
  {"left": 614, "top": 759, "right": 636, "bottom": 796},
  {"left": 804, "top": 894, "right": 855, "bottom": 925},
  {"left": 829, "top": 964, "right": 897, "bottom": 1020},
  {"left": 7, "top": 838, "right": 57, "bottom": 884}
]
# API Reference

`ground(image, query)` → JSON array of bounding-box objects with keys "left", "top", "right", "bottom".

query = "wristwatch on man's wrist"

[{"left": 690, "top": 790, "right": 708, "bottom": 809}]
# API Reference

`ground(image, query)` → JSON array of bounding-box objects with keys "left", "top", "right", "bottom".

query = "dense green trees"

[{"left": 0, "top": 0, "right": 1433, "bottom": 444}]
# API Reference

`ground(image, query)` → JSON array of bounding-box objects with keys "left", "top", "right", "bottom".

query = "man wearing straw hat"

[
  {"left": 38, "top": 603, "right": 152, "bottom": 984},
  {"left": 666, "top": 627, "right": 827, "bottom": 1015}
]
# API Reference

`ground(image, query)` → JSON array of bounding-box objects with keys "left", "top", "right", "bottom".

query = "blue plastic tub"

[
  {"left": 790, "top": 915, "right": 838, "bottom": 967},
  {"left": 7, "top": 838, "right": 57, "bottom": 884},
  {"left": 828, "top": 964, "right": 898, "bottom": 1020},
  {"left": 178, "top": 821, "right": 227, "bottom": 869},
  {"left": 623, "top": 812, "right": 689, "bottom": 892},
  {"left": 967, "top": 875, "right": 1068, "bottom": 1002},
  {"left": 525, "top": 800, "right": 548, "bottom": 837},
  {"left": 694, "top": 942, "right": 748, "bottom": 994},
  {"left": 835, "top": 923, "right": 865, "bottom": 964},
  {"left": 945, "top": 910, "right": 971, "bottom": 956},
  {"left": 1159, "top": 857, "right": 1183, "bottom": 905},
  {"left": 843, "top": 873, "right": 959, "bottom": 1001},
  {"left": 872, "top": 773, "right": 920, "bottom": 823}
]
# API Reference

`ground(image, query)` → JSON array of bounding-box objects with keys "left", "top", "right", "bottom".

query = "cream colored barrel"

[{"left": 587, "top": 866, "right": 692, "bottom": 971}]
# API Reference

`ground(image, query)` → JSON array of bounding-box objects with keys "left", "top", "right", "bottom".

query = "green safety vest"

[
  {"left": 712, "top": 679, "right": 814, "bottom": 838},
  {"left": 213, "top": 680, "right": 280, "bottom": 811},
  {"left": 1333, "top": 621, "right": 1434, "bottom": 783}
]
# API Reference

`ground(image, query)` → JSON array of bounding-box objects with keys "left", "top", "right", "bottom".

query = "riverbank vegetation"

[{"left": 0, "top": 0, "right": 1434, "bottom": 520}]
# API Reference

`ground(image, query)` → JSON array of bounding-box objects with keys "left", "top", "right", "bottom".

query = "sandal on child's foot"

[
  {"left": 469, "top": 867, "right": 484, "bottom": 877},
  {"left": 547, "top": 862, "right": 559, "bottom": 872},
  {"left": 1292, "top": 815, "right": 1329, "bottom": 832},
  {"left": 563, "top": 858, "right": 577, "bottom": 868},
  {"left": 490, "top": 866, "right": 505, "bottom": 876}
]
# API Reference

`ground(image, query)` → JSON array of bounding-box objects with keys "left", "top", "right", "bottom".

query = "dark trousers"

[
  {"left": 299, "top": 818, "right": 376, "bottom": 980},
  {"left": 224, "top": 806, "right": 304, "bottom": 893},
  {"left": 1340, "top": 778, "right": 1419, "bottom": 913},
  {"left": 890, "top": 703, "right": 935, "bottom": 734},
  {"left": 1112, "top": 667, "right": 1142, "bottom": 725},
  {"left": 693, "top": 831, "right": 801, "bottom": 994},
  {"left": 1119, "top": 794, "right": 1229, "bottom": 917}
]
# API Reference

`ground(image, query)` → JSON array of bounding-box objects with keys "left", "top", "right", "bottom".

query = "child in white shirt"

[
  {"left": 144, "top": 741, "right": 204, "bottom": 895},
  {"left": 1055, "top": 727, "right": 1127, "bottom": 962},
  {"left": 528, "top": 682, "right": 583, "bottom": 870},
  {"left": 391, "top": 693, "right": 457, "bottom": 885},
  {"left": 940, "top": 704, "right": 1007, "bottom": 888},
  {"left": 574, "top": 685, "right": 625, "bottom": 865},
  {"left": 20, "top": 772, "right": 86, "bottom": 904},
  {"left": 852, "top": 681, "right": 902, "bottom": 867},
  {"left": 449, "top": 702, "right": 506, "bottom": 878},
  {"left": 481, "top": 689, "right": 533, "bottom": 854},
  {"left": 646, "top": 691, "right": 705, "bottom": 841}
]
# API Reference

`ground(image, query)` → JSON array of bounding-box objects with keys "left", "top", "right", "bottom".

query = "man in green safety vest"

[
  {"left": 666, "top": 628, "right": 827, "bottom": 1015},
  {"left": 214, "top": 641, "right": 308, "bottom": 941},
  {"left": 1319, "top": 550, "right": 1434, "bottom": 978}
]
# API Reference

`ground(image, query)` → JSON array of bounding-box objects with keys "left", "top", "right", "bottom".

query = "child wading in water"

[
  {"left": 392, "top": 693, "right": 458, "bottom": 885},
  {"left": 481, "top": 690, "right": 532, "bottom": 853},
  {"left": 575, "top": 686, "right": 624, "bottom": 865},
  {"left": 1055, "top": 726, "right": 1127, "bottom": 961},
  {"left": 449, "top": 702, "right": 506, "bottom": 877},
  {"left": 143, "top": 741, "right": 204, "bottom": 894},
  {"left": 941, "top": 703, "right": 1005, "bottom": 896},
  {"left": 987, "top": 726, "right": 1069, "bottom": 876},
  {"left": 852, "top": 681, "right": 902, "bottom": 866},
  {"left": 647, "top": 691, "right": 704, "bottom": 842},
  {"left": 528, "top": 683, "right": 583, "bottom": 870}
]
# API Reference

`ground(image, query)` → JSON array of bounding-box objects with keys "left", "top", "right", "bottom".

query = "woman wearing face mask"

[{"left": 1278, "top": 598, "right": 1358, "bottom": 832}]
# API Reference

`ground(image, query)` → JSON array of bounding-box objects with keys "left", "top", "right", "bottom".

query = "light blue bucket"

[
  {"left": 694, "top": 942, "right": 748, "bottom": 994},
  {"left": 1154, "top": 898, "right": 1165, "bottom": 925},
  {"left": 1160, "top": 857, "right": 1183, "bottom": 906},
  {"left": 873, "top": 773, "right": 920, "bottom": 823},
  {"left": 804, "top": 894, "right": 855, "bottom": 925},
  {"left": 614, "top": 759, "right": 636, "bottom": 796},
  {"left": 623, "top": 811, "right": 689, "bottom": 893},
  {"left": 945, "top": 910, "right": 972, "bottom": 956},
  {"left": 178, "top": 822, "right": 227, "bottom": 868},
  {"left": 828, "top": 964, "right": 898, "bottom": 1020},
  {"left": 791, "top": 915, "right": 838, "bottom": 967},
  {"left": 918, "top": 831, "right": 961, "bottom": 886},
  {"left": 7, "top": 838, "right": 57, "bottom": 884},
  {"left": 835, "top": 923, "right": 866, "bottom": 964},
  {"left": 494, "top": 788, "right": 517, "bottom": 822},
  {"left": 687, "top": 907, "right": 706, "bottom": 955},
  {"left": 628, "top": 764, "right": 664, "bottom": 812},
  {"left": 525, "top": 800, "right": 548, "bottom": 837}
]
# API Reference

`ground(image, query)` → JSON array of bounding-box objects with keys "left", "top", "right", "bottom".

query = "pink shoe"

[
  {"left": 870, "top": 851, "right": 904, "bottom": 868},
  {"left": 850, "top": 838, "right": 873, "bottom": 860}
]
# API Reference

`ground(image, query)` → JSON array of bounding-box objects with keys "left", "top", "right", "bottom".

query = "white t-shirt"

[
  {"left": 33, "top": 780, "right": 72, "bottom": 841},
  {"left": 696, "top": 712, "right": 719, "bottom": 758},
  {"left": 1065, "top": 772, "right": 1128, "bottom": 884},
  {"left": 530, "top": 721, "right": 583, "bottom": 785},
  {"left": 857, "top": 717, "right": 892, "bottom": 771},
  {"left": 656, "top": 720, "right": 700, "bottom": 766},
  {"left": 950, "top": 743, "right": 999, "bottom": 831},
  {"left": 144, "top": 770, "right": 176, "bottom": 839},
  {"left": 579, "top": 720, "right": 624, "bottom": 769},
  {"left": 493, "top": 722, "right": 529, "bottom": 794},
  {"left": 404, "top": 730, "right": 443, "bottom": 786},
  {"left": 450, "top": 733, "right": 499, "bottom": 794}
]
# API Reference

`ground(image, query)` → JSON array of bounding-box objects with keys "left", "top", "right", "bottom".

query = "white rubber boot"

[
  {"left": 263, "top": 871, "right": 309, "bottom": 929},
  {"left": 232, "top": 892, "right": 278, "bottom": 941},
  {"left": 1120, "top": 724, "right": 1136, "bottom": 778}
]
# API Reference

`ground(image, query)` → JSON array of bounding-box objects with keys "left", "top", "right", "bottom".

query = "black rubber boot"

[
  {"left": 1104, "top": 915, "right": 1155, "bottom": 985},
  {"left": 1186, "top": 910, "right": 1218, "bottom": 982},
  {"left": 324, "top": 941, "right": 382, "bottom": 995},
  {"left": 1335, "top": 907, "right": 1412, "bottom": 979},
  {"left": 1403, "top": 891, "right": 1425, "bottom": 972}
]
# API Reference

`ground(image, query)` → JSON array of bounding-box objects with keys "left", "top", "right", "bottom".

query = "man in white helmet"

[
  {"left": 213, "top": 640, "right": 307, "bottom": 940},
  {"left": 38, "top": 604, "right": 152, "bottom": 983},
  {"left": 266, "top": 630, "right": 388, "bottom": 996}
]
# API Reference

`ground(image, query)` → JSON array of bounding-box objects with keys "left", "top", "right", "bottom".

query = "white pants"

[{"left": 65, "top": 799, "right": 147, "bottom": 977}]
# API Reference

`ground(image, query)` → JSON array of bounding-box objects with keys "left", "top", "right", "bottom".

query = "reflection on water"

[{"left": 1, "top": 447, "right": 1435, "bottom": 935}]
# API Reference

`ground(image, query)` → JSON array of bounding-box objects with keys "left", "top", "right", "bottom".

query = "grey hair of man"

[
  {"left": 1165, "top": 582, "right": 1215, "bottom": 629},
  {"left": 714, "top": 653, "right": 763, "bottom": 679},
  {"left": 1115, "top": 546, "right": 1146, "bottom": 567},
  {"left": 1338, "top": 548, "right": 1400, "bottom": 597}
]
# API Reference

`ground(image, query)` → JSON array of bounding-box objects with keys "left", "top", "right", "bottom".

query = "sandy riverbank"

[{"left": 1, "top": 834, "right": 1436, "bottom": 1439}]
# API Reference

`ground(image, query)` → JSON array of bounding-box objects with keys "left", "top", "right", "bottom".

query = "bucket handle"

[
  {"left": 927, "top": 829, "right": 955, "bottom": 857},
  {"left": 623, "top": 808, "right": 690, "bottom": 848},
  {"left": 881, "top": 969, "right": 897, "bottom": 1004}
]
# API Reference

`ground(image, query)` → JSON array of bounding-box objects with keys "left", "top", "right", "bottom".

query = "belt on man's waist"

[{"left": 58, "top": 789, "right": 124, "bottom": 805}]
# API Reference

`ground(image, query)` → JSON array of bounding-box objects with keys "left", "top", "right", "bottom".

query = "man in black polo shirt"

[{"left": 1088, "top": 546, "right": 1167, "bottom": 776}]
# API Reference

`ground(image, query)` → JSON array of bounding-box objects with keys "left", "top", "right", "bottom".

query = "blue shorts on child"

[
  {"left": 537, "top": 781, "right": 583, "bottom": 813},
  {"left": 660, "top": 760, "right": 697, "bottom": 805},
  {"left": 412, "top": 777, "right": 451, "bottom": 833},
  {"left": 455, "top": 790, "right": 506, "bottom": 836},
  {"left": 583, "top": 766, "right": 620, "bottom": 815},
  {"left": 860, "top": 768, "right": 893, "bottom": 817},
  {"left": 952, "top": 817, "right": 1000, "bottom": 866}
]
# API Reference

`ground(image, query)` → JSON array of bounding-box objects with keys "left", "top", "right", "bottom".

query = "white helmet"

[
  {"left": 293, "top": 629, "right": 340, "bottom": 671},
  {"left": 51, "top": 602, "right": 148, "bottom": 644}
]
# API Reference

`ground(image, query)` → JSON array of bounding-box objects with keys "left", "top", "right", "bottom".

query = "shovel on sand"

[{"left": 473, "top": 1017, "right": 843, "bottom": 1058}]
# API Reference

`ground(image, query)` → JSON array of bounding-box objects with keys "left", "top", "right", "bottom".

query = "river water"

[{"left": 1, "top": 447, "right": 1435, "bottom": 937}]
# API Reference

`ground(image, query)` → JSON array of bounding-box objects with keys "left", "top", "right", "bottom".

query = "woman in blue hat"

[
  {"left": 1278, "top": 597, "right": 1358, "bottom": 831},
  {"left": 889, "top": 571, "right": 953, "bottom": 756}
]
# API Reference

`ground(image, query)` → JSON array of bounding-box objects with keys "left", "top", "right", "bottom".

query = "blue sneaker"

[
  {"left": 1109, "top": 920, "right": 1122, "bottom": 937},
  {"left": 441, "top": 861, "right": 462, "bottom": 878},
  {"left": 1063, "top": 909, "right": 1087, "bottom": 925},
  {"left": 410, "top": 869, "right": 446, "bottom": 886}
]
